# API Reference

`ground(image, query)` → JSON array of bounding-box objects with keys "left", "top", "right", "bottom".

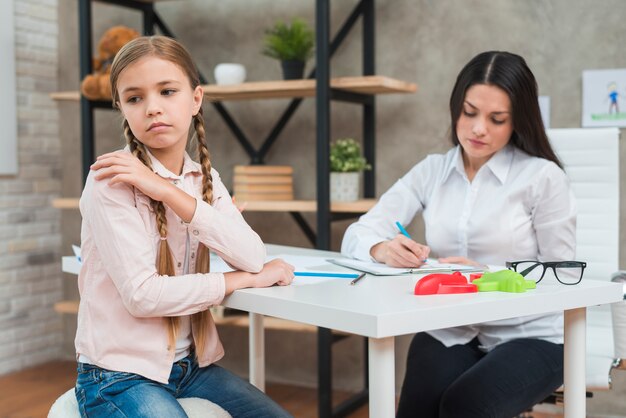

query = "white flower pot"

[
  {"left": 330, "top": 172, "right": 360, "bottom": 202},
  {"left": 214, "top": 63, "right": 246, "bottom": 85}
]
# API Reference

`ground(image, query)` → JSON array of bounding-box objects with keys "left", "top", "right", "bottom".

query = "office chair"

[{"left": 525, "top": 127, "right": 624, "bottom": 414}]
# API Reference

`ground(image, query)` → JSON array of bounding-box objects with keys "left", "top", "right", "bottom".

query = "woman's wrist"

[{"left": 370, "top": 241, "right": 389, "bottom": 263}]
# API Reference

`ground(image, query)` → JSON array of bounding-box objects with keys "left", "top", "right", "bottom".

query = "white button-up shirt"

[{"left": 342, "top": 144, "right": 576, "bottom": 350}]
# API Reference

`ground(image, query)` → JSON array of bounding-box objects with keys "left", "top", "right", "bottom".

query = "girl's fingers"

[
  {"left": 94, "top": 166, "right": 134, "bottom": 182},
  {"left": 107, "top": 174, "right": 134, "bottom": 187},
  {"left": 92, "top": 156, "right": 129, "bottom": 170},
  {"left": 93, "top": 153, "right": 140, "bottom": 171},
  {"left": 96, "top": 150, "right": 130, "bottom": 160}
]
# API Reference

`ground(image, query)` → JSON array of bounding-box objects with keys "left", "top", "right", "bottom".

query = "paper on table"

[
  {"left": 271, "top": 254, "right": 356, "bottom": 285},
  {"left": 328, "top": 258, "right": 482, "bottom": 276},
  {"left": 72, "top": 244, "right": 82, "bottom": 262},
  {"left": 209, "top": 253, "right": 352, "bottom": 285}
]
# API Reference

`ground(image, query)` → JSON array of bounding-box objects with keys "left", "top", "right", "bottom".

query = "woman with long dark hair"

[{"left": 342, "top": 51, "right": 574, "bottom": 417}]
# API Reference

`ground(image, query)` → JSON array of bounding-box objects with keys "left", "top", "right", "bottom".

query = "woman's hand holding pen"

[{"left": 370, "top": 234, "right": 431, "bottom": 268}]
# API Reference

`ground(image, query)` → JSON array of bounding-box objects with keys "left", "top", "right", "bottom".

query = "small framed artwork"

[{"left": 582, "top": 68, "right": 626, "bottom": 128}]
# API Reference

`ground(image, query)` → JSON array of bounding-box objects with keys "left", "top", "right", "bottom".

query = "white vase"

[
  {"left": 214, "top": 63, "right": 246, "bottom": 85},
  {"left": 330, "top": 172, "right": 360, "bottom": 202}
]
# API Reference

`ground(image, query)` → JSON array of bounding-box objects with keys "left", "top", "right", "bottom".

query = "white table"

[{"left": 222, "top": 245, "right": 623, "bottom": 418}]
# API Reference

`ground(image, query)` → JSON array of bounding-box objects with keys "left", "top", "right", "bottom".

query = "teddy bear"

[{"left": 80, "top": 25, "right": 140, "bottom": 101}]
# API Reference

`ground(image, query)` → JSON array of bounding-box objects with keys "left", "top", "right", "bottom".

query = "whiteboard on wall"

[{"left": 0, "top": 0, "right": 17, "bottom": 175}]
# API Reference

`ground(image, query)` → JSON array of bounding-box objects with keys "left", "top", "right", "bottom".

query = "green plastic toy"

[{"left": 472, "top": 270, "right": 536, "bottom": 293}]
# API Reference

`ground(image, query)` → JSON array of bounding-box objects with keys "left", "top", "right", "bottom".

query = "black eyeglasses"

[{"left": 505, "top": 260, "right": 587, "bottom": 285}]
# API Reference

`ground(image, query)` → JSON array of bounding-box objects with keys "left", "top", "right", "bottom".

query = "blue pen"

[
  {"left": 294, "top": 271, "right": 360, "bottom": 279},
  {"left": 395, "top": 221, "right": 412, "bottom": 238},
  {"left": 395, "top": 221, "right": 428, "bottom": 262}
]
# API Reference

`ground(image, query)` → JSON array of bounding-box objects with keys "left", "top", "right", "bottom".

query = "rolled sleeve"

[
  {"left": 187, "top": 173, "right": 265, "bottom": 272},
  {"left": 342, "top": 167, "right": 426, "bottom": 261}
]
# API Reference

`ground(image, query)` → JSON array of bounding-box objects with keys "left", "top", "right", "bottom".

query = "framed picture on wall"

[
  {"left": 0, "top": 0, "right": 18, "bottom": 175},
  {"left": 582, "top": 68, "right": 626, "bottom": 128}
]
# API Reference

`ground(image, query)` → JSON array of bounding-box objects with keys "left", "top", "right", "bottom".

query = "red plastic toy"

[
  {"left": 469, "top": 272, "right": 483, "bottom": 282},
  {"left": 414, "top": 271, "right": 478, "bottom": 295}
]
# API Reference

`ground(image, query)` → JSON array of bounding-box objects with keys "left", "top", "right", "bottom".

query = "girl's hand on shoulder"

[
  {"left": 91, "top": 151, "right": 169, "bottom": 201},
  {"left": 371, "top": 235, "right": 430, "bottom": 268},
  {"left": 253, "top": 258, "right": 295, "bottom": 287},
  {"left": 437, "top": 256, "right": 481, "bottom": 267}
]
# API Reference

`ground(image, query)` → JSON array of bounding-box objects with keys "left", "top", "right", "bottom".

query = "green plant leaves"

[
  {"left": 262, "top": 19, "right": 314, "bottom": 62},
  {"left": 330, "top": 138, "right": 371, "bottom": 172}
]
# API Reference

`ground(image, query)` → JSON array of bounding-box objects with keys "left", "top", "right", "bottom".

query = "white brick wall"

[{"left": 0, "top": 0, "right": 62, "bottom": 376}]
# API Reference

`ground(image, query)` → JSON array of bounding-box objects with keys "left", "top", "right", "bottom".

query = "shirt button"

[
  {"left": 193, "top": 230, "right": 199, "bottom": 236},
  {"left": 173, "top": 180, "right": 179, "bottom": 185},
  {"left": 177, "top": 262, "right": 182, "bottom": 268}
]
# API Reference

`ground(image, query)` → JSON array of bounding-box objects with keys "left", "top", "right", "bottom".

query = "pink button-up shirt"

[{"left": 75, "top": 149, "right": 265, "bottom": 383}]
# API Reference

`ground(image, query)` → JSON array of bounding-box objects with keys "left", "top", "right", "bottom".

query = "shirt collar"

[
  {"left": 483, "top": 144, "right": 513, "bottom": 185},
  {"left": 443, "top": 144, "right": 513, "bottom": 185},
  {"left": 123, "top": 145, "right": 202, "bottom": 179},
  {"left": 442, "top": 146, "right": 464, "bottom": 183}
]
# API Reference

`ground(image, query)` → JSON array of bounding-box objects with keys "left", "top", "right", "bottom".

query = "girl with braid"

[{"left": 74, "top": 36, "right": 294, "bottom": 418}]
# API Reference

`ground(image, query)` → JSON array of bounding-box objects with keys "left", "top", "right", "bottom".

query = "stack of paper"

[{"left": 327, "top": 258, "right": 482, "bottom": 276}]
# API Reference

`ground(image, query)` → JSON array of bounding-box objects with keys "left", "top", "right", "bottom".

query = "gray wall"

[
  {"left": 57, "top": 0, "right": 626, "bottom": 413},
  {"left": 0, "top": 0, "right": 63, "bottom": 376}
]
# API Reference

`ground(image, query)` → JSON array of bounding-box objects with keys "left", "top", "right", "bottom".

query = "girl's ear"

[{"left": 192, "top": 85, "right": 203, "bottom": 116}]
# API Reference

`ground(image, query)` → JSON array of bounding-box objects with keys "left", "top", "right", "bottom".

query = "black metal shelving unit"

[{"left": 75, "top": 1, "right": 382, "bottom": 416}]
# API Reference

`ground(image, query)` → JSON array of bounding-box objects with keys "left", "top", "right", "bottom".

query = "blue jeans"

[
  {"left": 396, "top": 333, "right": 564, "bottom": 418},
  {"left": 75, "top": 353, "right": 292, "bottom": 418}
]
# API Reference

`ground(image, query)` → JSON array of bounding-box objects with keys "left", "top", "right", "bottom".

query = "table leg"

[
  {"left": 368, "top": 336, "right": 395, "bottom": 418},
  {"left": 249, "top": 312, "right": 265, "bottom": 391},
  {"left": 563, "top": 307, "right": 586, "bottom": 418}
]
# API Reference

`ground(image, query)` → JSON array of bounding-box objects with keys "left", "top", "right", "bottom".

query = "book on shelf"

[
  {"left": 235, "top": 192, "right": 294, "bottom": 201},
  {"left": 233, "top": 175, "right": 293, "bottom": 185},
  {"left": 232, "top": 183, "right": 293, "bottom": 193},
  {"left": 234, "top": 165, "right": 293, "bottom": 175}
]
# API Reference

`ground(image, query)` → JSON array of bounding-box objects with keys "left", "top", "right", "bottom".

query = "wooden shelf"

[
  {"left": 53, "top": 300, "right": 327, "bottom": 333},
  {"left": 52, "top": 198, "right": 81, "bottom": 209},
  {"left": 52, "top": 197, "right": 377, "bottom": 213},
  {"left": 54, "top": 300, "right": 80, "bottom": 314},
  {"left": 202, "top": 76, "right": 417, "bottom": 101},
  {"left": 49, "top": 91, "right": 82, "bottom": 101},
  {"left": 50, "top": 75, "right": 417, "bottom": 103},
  {"left": 240, "top": 198, "right": 376, "bottom": 213}
]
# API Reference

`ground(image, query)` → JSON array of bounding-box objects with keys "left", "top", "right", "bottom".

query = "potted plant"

[
  {"left": 329, "top": 138, "right": 371, "bottom": 202},
  {"left": 262, "top": 18, "right": 314, "bottom": 80}
]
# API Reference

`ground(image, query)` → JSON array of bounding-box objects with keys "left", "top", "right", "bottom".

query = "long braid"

[
  {"left": 190, "top": 109, "right": 213, "bottom": 358},
  {"left": 123, "top": 119, "right": 179, "bottom": 351},
  {"left": 194, "top": 109, "right": 214, "bottom": 204}
]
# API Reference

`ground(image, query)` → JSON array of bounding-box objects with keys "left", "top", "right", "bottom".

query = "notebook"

[{"left": 327, "top": 258, "right": 483, "bottom": 276}]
